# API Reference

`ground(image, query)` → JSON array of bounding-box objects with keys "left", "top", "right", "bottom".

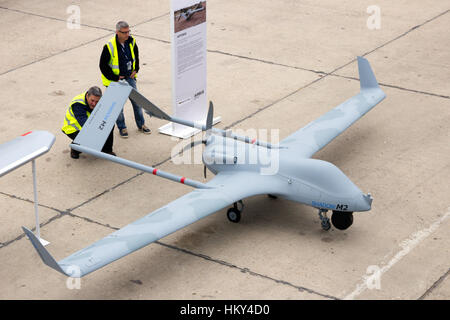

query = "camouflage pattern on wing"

[
  {"left": 28, "top": 171, "right": 285, "bottom": 278},
  {"left": 280, "top": 57, "right": 386, "bottom": 158}
]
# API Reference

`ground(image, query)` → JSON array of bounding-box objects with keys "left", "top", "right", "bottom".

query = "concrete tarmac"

[{"left": 0, "top": 0, "right": 448, "bottom": 300}]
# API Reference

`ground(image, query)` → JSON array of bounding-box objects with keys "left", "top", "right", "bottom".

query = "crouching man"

[{"left": 62, "top": 86, "right": 116, "bottom": 159}]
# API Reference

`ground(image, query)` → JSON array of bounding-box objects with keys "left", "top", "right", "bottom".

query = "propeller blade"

[
  {"left": 204, "top": 165, "right": 207, "bottom": 179},
  {"left": 205, "top": 101, "right": 214, "bottom": 140},
  {"left": 206, "top": 102, "right": 213, "bottom": 129},
  {"left": 180, "top": 140, "right": 204, "bottom": 154}
]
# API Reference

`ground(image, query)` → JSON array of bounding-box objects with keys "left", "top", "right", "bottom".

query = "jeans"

[{"left": 116, "top": 77, "right": 145, "bottom": 130}]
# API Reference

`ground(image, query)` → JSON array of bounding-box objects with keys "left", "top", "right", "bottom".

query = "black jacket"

[
  {"left": 99, "top": 35, "right": 140, "bottom": 82},
  {"left": 71, "top": 94, "right": 91, "bottom": 127}
]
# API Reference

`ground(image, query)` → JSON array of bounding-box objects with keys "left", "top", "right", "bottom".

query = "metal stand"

[{"left": 31, "top": 160, "right": 49, "bottom": 246}]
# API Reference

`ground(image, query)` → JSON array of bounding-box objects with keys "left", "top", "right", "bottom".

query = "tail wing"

[
  {"left": 280, "top": 56, "right": 386, "bottom": 158},
  {"left": 73, "top": 82, "right": 133, "bottom": 151}
]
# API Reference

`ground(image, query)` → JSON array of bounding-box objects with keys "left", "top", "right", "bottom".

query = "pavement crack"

[
  {"left": 0, "top": 6, "right": 169, "bottom": 77},
  {"left": 0, "top": 6, "right": 168, "bottom": 32},
  {"left": 329, "top": 74, "right": 450, "bottom": 100},
  {"left": 65, "top": 212, "right": 120, "bottom": 231},
  {"left": 155, "top": 240, "right": 339, "bottom": 300},
  {"left": 0, "top": 191, "right": 65, "bottom": 214},
  {"left": 360, "top": 9, "right": 450, "bottom": 59},
  {"left": 418, "top": 268, "right": 450, "bottom": 300},
  {"left": 0, "top": 33, "right": 112, "bottom": 76},
  {"left": 0, "top": 211, "right": 67, "bottom": 249},
  {"left": 67, "top": 172, "right": 145, "bottom": 212},
  {"left": 50, "top": 210, "right": 337, "bottom": 299},
  {"left": 67, "top": 155, "right": 172, "bottom": 213},
  {"left": 0, "top": 6, "right": 112, "bottom": 31},
  {"left": 205, "top": 49, "right": 327, "bottom": 75}
]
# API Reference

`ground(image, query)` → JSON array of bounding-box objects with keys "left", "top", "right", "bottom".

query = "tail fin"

[
  {"left": 22, "top": 227, "right": 68, "bottom": 276},
  {"left": 357, "top": 56, "right": 380, "bottom": 90}
]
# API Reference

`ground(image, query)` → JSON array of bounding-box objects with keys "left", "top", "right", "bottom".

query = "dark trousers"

[{"left": 66, "top": 127, "right": 114, "bottom": 155}]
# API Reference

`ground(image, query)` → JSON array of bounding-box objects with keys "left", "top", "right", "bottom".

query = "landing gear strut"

[
  {"left": 318, "top": 209, "right": 331, "bottom": 231},
  {"left": 227, "top": 200, "right": 244, "bottom": 223}
]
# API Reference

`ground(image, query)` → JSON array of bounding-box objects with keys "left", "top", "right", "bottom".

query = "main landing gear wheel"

[
  {"left": 227, "top": 200, "right": 244, "bottom": 223},
  {"left": 318, "top": 209, "right": 331, "bottom": 231},
  {"left": 331, "top": 211, "right": 354, "bottom": 230}
]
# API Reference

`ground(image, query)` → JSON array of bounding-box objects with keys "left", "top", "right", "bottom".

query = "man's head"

[
  {"left": 86, "top": 86, "right": 102, "bottom": 110},
  {"left": 116, "top": 21, "right": 130, "bottom": 43}
]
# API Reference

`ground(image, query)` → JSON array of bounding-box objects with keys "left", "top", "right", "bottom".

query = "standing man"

[
  {"left": 99, "top": 21, "right": 151, "bottom": 138},
  {"left": 62, "top": 86, "right": 116, "bottom": 159}
]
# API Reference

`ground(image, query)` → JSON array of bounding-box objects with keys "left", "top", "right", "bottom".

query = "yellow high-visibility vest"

[
  {"left": 61, "top": 92, "right": 91, "bottom": 135},
  {"left": 101, "top": 35, "right": 136, "bottom": 87}
]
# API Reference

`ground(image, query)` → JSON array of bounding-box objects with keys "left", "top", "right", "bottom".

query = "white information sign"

[{"left": 160, "top": 0, "right": 219, "bottom": 139}]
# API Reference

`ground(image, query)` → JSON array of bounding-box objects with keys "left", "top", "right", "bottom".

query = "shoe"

[
  {"left": 119, "top": 128, "right": 128, "bottom": 138},
  {"left": 139, "top": 125, "right": 151, "bottom": 134},
  {"left": 70, "top": 149, "right": 80, "bottom": 159},
  {"left": 104, "top": 151, "right": 117, "bottom": 156}
]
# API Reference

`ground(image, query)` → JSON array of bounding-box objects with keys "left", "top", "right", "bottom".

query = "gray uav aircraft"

[{"left": 23, "top": 57, "right": 385, "bottom": 278}]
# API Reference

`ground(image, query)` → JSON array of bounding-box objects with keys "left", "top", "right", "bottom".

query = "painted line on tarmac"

[{"left": 343, "top": 208, "right": 450, "bottom": 300}]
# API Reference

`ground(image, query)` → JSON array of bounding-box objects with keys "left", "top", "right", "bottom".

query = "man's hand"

[
  {"left": 119, "top": 76, "right": 125, "bottom": 80},
  {"left": 130, "top": 71, "right": 137, "bottom": 79}
]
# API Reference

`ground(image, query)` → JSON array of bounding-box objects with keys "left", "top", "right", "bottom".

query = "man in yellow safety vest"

[
  {"left": 99, "top": 20, "right": 151, "bottom": 139},
  {"left": 62, "top": 86, "right": 116, "bottom": 159}
]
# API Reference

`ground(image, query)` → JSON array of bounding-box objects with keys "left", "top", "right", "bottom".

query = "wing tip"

[
  {"left": 357, "top": 56, "right": 381, "bottom": 91},
  {"left": 22, "top": 226, "right": 73, "bottom": 277}
]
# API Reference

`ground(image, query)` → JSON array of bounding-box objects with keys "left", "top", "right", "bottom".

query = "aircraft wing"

[
  {"left": 23, "top": 171, "right": 285, "bottom": 278},
  {"left": 280, "top": 57, "right": 386, "bottom": 158},
  {"left": 0, "top": 130, "right": 55, "bottom": 177}
]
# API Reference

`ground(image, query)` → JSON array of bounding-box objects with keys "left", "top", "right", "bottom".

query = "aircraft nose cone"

[{"left": 354, "top": 193, "right": 373, "bottom": 212}]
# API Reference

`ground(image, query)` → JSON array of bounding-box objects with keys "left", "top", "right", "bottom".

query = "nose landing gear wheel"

[
  {"left": 227, "top": 200, "right": 244, "bottom": 223},
  {"left": 331, "top": 211, "right": 354, "bottom": 230},
  {"left": 227, "top": 208, "right": 241, "bottom": 223}
]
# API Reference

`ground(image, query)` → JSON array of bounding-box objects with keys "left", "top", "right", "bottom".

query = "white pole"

[
  {"left": 31, "top": 159, "right": 49, "bottom": 246},
  {"left": 31, "top": 159, "right": 40, "bottom": 239}
]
